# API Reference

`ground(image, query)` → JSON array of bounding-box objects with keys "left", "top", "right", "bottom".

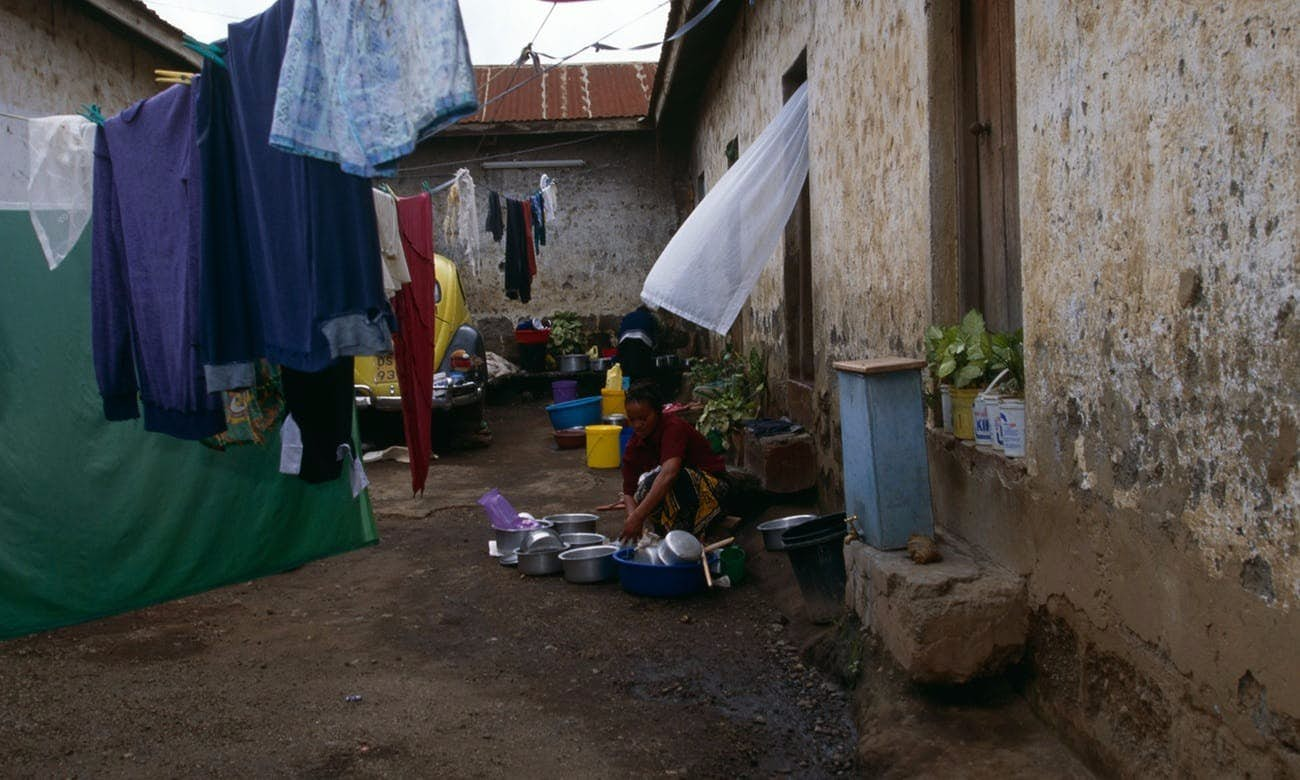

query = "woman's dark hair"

[{"left": 625, "top": 381, "right": 663, "bottom": 412}]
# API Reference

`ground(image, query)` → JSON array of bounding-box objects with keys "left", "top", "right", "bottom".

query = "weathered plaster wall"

[
  {"left": 683, "top": 0, "right": 933, "bottom": 476},
  {"left": 675, "top": 0, "right": 1298, "bottom": 773},
  {"left": 0, "top": 0, "right": 190, "bottom": 115},
  {"left": 395, "top": 131, "right": 677, "bottom": 358},
  {"left": 1003, "top": 1, "right": 1299, "bottom": 772}
]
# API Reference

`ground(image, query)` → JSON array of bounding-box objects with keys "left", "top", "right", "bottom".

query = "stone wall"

[
  {"left": 392, "top": 131, "right": 678, "bottom": 360},
  {"left": 0, "top": 0, "right": 191, "bottom": 116},
  {"left": 671, "top": 0, "right": 1298, "bottom": 773}
]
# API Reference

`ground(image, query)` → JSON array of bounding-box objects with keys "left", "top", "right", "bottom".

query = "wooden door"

[{"left": 960, "top": 0, "right": 1022, "bottom": 331}]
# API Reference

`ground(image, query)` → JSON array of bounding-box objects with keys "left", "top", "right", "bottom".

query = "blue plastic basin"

[
  {"left": 613, "top": 548, "right": 717, "bottom": 598},
  {"left": 546, "top": 396, "right": 601, "bottom": 431}
]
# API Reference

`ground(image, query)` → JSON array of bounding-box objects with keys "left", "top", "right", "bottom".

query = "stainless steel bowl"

[
  {"left": 492, "top": 519, "right": 555, "bottom": 555},
  {"left": 558, "top": 544, "right": 619, "bottom": 583},
  {"left": 543, "top": 513, "right": 599, "bottom": 534},
  {"left": 634, "top": 543, "right": 662, "bottom": 565},
  {"left": 590, "top": 357, "right": 613, "bottom": 371},
  {"left": 757, "top": 514, "right": 818, "bottom": 551},
  {"left": 601, "top": 413, "right": 628, "bottom": 427},
  {"left": 560, "top": 532, "right": 608, "bottom": 549},
  {"left": 559, "top": 354, "right": 589, "bottom": 374},
  {"left": 518, "top": 528, "right": 565, "bottom": 554},
  {"left": 659, "top": 530, "right": 703, "bottom": 565},
  {"left": 517, "top": 544, "right": 569, "bottom": 576}
]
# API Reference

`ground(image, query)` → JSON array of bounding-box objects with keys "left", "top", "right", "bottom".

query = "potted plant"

[
  {"left": 988, "top": 328, "right": 1026, "bottom": 456},
  {"left": 548, "top": 311, "right": 588, "bottom": 373},
  {"left": 689, "top": 347, "right": 767, "bottom": 456},
  {"left": 924, "top": 323, "right": 959, "bottom": 431},
  {"left": 929, "top": 309, "right": 989, "bottom": 440}
]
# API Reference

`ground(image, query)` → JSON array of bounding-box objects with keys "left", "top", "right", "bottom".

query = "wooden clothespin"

[
  {"left": 182, "top": 35, "right": 226, "bottom": 68},
  {"left": 78, "top": 104, "right": 106, "bottom": 126},
  {"left": 155, "top": 69, "right": 195, "bottom": 85}
]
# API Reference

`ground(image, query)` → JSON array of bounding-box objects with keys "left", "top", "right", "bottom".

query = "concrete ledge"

[{"left": 846, "top": 539, "right": 1028, "bottom": 684}]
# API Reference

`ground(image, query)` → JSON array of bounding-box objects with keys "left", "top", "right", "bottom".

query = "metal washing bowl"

[
  {"left": 756, "top": 514, "right": 818, "bottom": 551},
  {"left": 543, "top": 513, "right": 599, "bottom": 535},
  {"left": 558, "top": 544, "right": 619, "bottom": 583}
]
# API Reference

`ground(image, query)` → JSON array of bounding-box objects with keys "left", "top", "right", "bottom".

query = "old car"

[{"left": 353, "top": 254, "right": 488, "bottom": 447}]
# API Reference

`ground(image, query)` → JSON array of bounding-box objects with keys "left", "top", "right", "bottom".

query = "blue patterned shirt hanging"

[{"left": 270, "top": 0, "right": 479, "bottom": 177}]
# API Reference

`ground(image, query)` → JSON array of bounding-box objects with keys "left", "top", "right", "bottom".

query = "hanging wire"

[
  {"left": 142, "top": 1, "right": 243, "bottom": 20},
  {"left": 488, "top": 0, "right": 561, "bottom": 120},
  {"left": 477, "top": 0, "right": 671, "bottom": 113}
]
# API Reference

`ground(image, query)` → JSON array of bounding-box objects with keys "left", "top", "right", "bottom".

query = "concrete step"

[{"left": 845, "top": 537, "right": 1028, "bottom": 684}]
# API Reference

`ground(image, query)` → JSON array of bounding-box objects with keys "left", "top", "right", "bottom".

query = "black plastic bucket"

[
  {"left": 781, "top": 512, "right": 847, "bottom": 546},
  {"left": 782, "top": 518, "right": 848, "bottom": 624}
]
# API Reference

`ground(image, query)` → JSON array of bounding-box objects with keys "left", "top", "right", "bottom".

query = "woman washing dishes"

[{"left": 597, "top": 382, "right": 728, "bottom": 542}]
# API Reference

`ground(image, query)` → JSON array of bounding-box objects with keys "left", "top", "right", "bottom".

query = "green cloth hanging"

[{"left": 0, "top": 212, "right": 377, "bottom": 640}]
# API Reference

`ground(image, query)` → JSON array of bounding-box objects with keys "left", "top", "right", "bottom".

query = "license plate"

[{"left": 373, "top": 355, "right": 398, "bottom": 385}]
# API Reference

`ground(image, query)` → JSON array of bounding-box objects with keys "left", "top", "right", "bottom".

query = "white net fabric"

[
  {"left": 25, "top": 115, "right": 96, "bottom": 270},
  {"left": 640, "top": 82, "right": 809, "bottom": 334}
]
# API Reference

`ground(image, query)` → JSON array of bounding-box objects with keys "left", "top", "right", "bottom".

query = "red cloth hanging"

[
  {"left": 521, "top": 200, "right": 538, "bottom": 278},
  {"left": 393, "top": 192, "right": 436, "bottom": 494}
]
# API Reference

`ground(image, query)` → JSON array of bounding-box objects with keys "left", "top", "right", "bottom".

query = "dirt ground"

[
  {"left": 0, "top": 402, "right": 858, "bottom": 778},
  {"left": 0, "top": 401, "right": 1094, "bottom": 778}
]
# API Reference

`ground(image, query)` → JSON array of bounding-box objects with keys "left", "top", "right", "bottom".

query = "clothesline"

[
  {"left": 2, "top": 107, "right": 550, "bottom": 209},
  {"left": 4, "top": 0, "right": 712, "bottom": 135},
  {"left": 480, "top": 180, "right": 554, "bottom": 202},
  {"left": 474, "top": 0, "right": 722, "bottom": 114}
]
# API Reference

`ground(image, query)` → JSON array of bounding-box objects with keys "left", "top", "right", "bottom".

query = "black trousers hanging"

[
  {"left": 281, "top": 357, "right": 353, "bottom": 484},
  {"left": 503, "top": 198, "right": 532, "bottom": 303}
]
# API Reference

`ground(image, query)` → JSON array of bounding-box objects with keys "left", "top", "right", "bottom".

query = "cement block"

[
  {"left": 845, "top": 540, "right": 1027, "bottom": 684},
  {"left": 743, "top": 430, "right": 817, "bottom": 494}
]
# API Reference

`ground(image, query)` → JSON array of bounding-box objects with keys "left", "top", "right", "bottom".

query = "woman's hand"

[
  {"left": 595, "top": 497, "right": 624, "bottom": 512},
  {"left": 619, "top": 514, "right": 645, "bottom": 543}
]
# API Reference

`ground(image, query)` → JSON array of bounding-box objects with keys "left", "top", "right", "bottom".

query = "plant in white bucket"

[
  {"left": 988, "top": 329, "right": 1025, "bottom": 458},
  {"left": 925, "top": 317, "right": 988, "bottom": 434},
  {"left": 923, "top": 323, "right": 958, "bottom": 431}
]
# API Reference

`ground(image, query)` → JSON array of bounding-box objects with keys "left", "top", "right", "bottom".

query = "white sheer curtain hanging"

[{"left": 640, "top": 82, "right": 809, "bottom": 334}]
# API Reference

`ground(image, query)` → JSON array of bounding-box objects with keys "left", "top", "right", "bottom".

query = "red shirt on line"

[{"left": 621, "top": 413, "right": 726, "bottom": 495}]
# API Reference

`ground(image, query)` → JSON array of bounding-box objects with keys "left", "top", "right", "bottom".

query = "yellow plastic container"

[
  {"left": 950, "top": 387, "right": 980, "bottom": 440},
  {"left": 601, "top": 388, "right": 626, "bottom": 417},
  {"left": 585, "top": 425, "right": 623, "bottom": 469}
]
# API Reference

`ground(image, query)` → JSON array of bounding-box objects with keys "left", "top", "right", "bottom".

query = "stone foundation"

[{"left": 845, "top": 538, "right": 1027, "bottom": 685}]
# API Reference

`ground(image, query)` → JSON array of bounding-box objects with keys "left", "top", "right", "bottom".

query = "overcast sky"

[{"left": 141, "top": 0, "right": 669, "bottom": 65}]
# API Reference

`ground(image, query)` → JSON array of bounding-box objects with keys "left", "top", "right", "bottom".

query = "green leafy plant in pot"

[
  {"left": 548, "top": 311, "right": 587, "bottom": 358},
  {"left": 988, "top": 328, "right": 1024, "bottom": 398},
  {"left": 689, "top": 347, "right": 767, "bottom": 453},
  {"left": 931, "top": 310, "right": 990, "bottom": 440},
  {"left": 924, "top": 322, "right": 957, "bottom": 430},
  {"left": 987, "top": 328, "right": 1026, "bottom": 456}
]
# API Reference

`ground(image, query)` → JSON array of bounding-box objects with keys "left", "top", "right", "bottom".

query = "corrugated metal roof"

[
  {"left": 82, "top": 0, "right": 202, "bottom": 68},
  {"left": 467, "top": 63, "right": 656, "bottom": 124}
]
